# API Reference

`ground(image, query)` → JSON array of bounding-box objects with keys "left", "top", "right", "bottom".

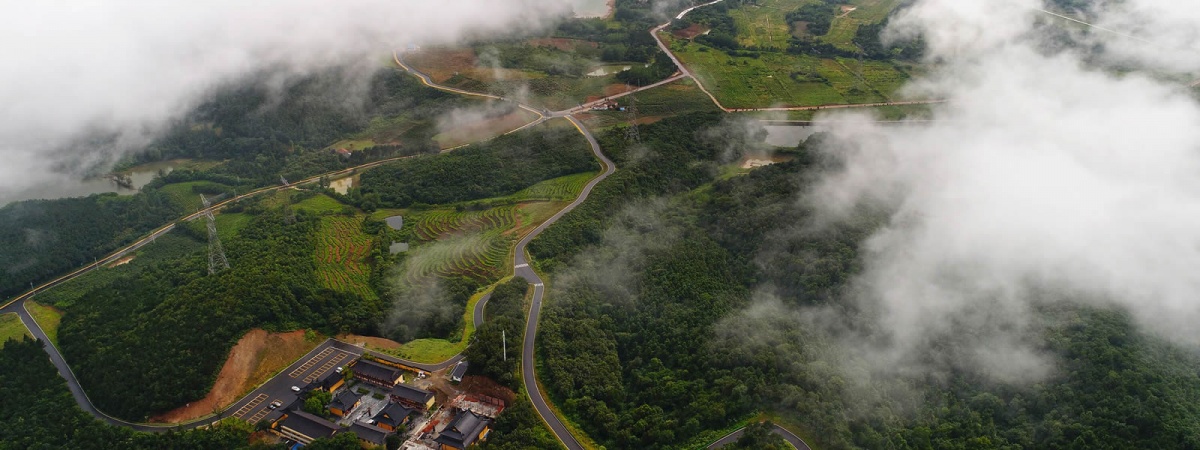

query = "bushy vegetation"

[
  {"left": 56, "top": 206, "right": 383, "bottom": 420},
  {"left": 526, "top": 115, "right": 1200, "bottom": 449},
  {"left": 358, "top": 125, "right": 596, "bottom": 210},
  {"left": 465, "top": 278, "right": 528, "bottom": 388},
  {"left": 0, "top": 192, "right": 182, "bottom": 299}
]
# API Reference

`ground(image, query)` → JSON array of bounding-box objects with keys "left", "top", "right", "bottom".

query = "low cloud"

[
  {"left": 794, "top": 0, "right": 1200, "bottom": 384},
  {"left": 0, "top": 0, "right": 572, "bottom": 201}
]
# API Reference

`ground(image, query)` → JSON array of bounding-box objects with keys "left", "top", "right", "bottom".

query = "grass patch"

[
  {"left": 385, "top": 286, "right": 494, "bottom": 363},
  {"left": 668, "top": 0, "right": 914, "bottom": 109},
  {"left": 26, "top": 302, "right": 62, "bottom": 347},
  {"left": 157, "top": 181, "right": 232, "bottom": 212},
  {"left": 0, "top": 313, "right": 31, "bottom": 348},
  {"left": 214, "top": 212, "right": 253, "bottom": 238},
  {"left": 31, "top": 233, "right": 203, "bottom": 309},
  {"left": 823, "top": 0, "right": 903, "bottom": 50},
  {"left": 506, "top": 173, "right": 599, "bottom": 202},
  {"left": 294, "top": 194, "right": 348, "bottom": 214},
  {"left": 729, "top": 0, "right": 812, "bottom": 50}
]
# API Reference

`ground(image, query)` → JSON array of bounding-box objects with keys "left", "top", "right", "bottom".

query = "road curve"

[{"left": 707, "top": 423, "right": 812, "bottom": 450}]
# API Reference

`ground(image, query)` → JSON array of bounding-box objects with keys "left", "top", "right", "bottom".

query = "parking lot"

[{"left": 225, "top": 340, "right": 363, "bottom": 424}]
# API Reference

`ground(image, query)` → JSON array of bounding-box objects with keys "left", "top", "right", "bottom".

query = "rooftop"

[
  {"left": 330, "top": 390, "right": 360, "bottom": 412},
  {"left": 354, "top": 359, "right": 404, "bottom": 382},
  {"left": 374, "top": 402, "right": 416, "bottom": 428},
  {"left": 391, "top": 383, "right": 435, "bottom": 405},
  {"left": 434, "top": 409, "right": 491, "bottom": 449},
  {"left": 278, "top": 410, "right": 339, "bottom": 441},
  {"left": 349, "top": 421, "right": 391, "bottom": 446},
  {"left": 450, "top": 361, "right": 469, "bottom": 381}
]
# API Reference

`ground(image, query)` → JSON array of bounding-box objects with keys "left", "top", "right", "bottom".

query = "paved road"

[{"left": 707, "top": 423, "right": 812, "bottom": 450}]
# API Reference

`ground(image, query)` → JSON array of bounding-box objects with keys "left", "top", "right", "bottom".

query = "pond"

[
  {"left": 573, "top": 0, "right": 612, "bottom": 18},
  {"left": 1, "top": 160, "right": 180, "bottom": 205},
  {"left": 329, "top": 176, "right": 354, "bottom": 195},
  {"left": 385, "top": 216, "right": 404, "bottom": 230}
]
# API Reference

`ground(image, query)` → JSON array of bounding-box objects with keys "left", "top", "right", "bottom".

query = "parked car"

[
  {"left": 291, "top": 386, "right": 301, "bottom": 393},
  {"left": 335, "top": 366, "right": 343, "bottom": 374},
  {"left": 269, "top": 400, "right": 283, "bottom": 410}
]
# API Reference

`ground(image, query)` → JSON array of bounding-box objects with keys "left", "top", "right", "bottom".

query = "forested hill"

[
  {"left": 0, "top": 66, "right": 458, "bottom": 300},
  {"left": 528, "top": 113, "right": 1200, "bottom": 449}
]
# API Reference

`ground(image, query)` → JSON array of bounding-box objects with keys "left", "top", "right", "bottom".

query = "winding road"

[{"left": 707, "top": 423, "right": 811, "bottom": 450}]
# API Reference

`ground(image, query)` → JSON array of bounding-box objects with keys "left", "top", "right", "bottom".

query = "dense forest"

[
  {"left": 0, "top": 66, "right": 460, "bottom": 302},
  {"left": 358, "top": 125, "right": 596, "bottom": 209},
  {"left": 54, "top": 205, "right": 384, "bottom": 419},
  {"left": 526, "top": 113, "right": 1200, "bottom": 449},
  {"left": 0, "top": 337, "right": 375, "bottom": 450},
  {"left": 465, "top": 279, "right": 529, "bottom": 389},
  {"left": 0, "top": 192, "right": 182, "bottom": 298}
]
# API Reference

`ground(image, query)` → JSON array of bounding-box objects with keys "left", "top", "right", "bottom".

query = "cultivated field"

[
  {"left": 823, "top": 0, "right": 904, "bottom": 50},
  {"left": 314, "top": 216, "right": 377, "bottom": 299},
  {"left": 729, "top": 0, "right": 810, "bottom": 49}
]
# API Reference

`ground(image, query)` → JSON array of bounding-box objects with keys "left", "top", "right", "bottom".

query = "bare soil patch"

[
  {"left": 603, "top": 84, "right": 637, "bottom": 97},
  {"left": 408, "top": 49, "right": 478, "bottom": 83},
  {"left": 434, "top": 109, "right": 537, "bottom": 149},
  {"left": 339, "top": 333, "right": 404, "bottom": 350},
  {"left": 106, "top": 255, "right": 135, "bottom": 268},
  {"left": 150, "top": 329, "right": 315, "bottom": 423},
  {"left": 673, "top": 24, "right": 710, "bottom": 39}
]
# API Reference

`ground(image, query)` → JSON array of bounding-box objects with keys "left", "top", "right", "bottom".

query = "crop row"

[
  {"left": 314, "top": 216, "right": 376, "bottom": 298},
  {"left": 413, "top": 206, "right": 517, "bottom": 241},
  {"left": 404, "top": 231, "right": 512, "bottom": 285}
]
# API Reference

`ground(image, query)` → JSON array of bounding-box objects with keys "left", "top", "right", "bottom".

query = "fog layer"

[
  {"left": 0, "top": 0, "right": 576, "bottom": 200},
  {"left": 807, "top": 0, "right": 1200, "bottom": 379}
]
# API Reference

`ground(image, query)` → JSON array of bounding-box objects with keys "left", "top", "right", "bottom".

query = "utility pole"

[
  {"left": 200, "top": 194, "right": 230, "bottom": 274},
  {"left": 502, "top": 330, "right": 507, "bottom": 362}
]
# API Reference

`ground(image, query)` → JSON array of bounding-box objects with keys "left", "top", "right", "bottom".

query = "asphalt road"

[
  {"left": 707, "top": 423, "right": 812, "bottom": 450},
  {"left": 8, "top": 39, "right": 654, "bottom": 440}
]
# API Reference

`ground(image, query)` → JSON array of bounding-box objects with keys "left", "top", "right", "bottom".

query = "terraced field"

[
  {"left": 403, "top": 207, "right": 520, "bottom": 285},
  {"left": 314, "top": 216, "right": 376, "bottom": 299},
  {"left": 507, "top": 172, "right": 598, "bottom": 202}
]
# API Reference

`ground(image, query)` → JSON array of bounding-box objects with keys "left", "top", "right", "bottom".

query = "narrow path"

[{"left": 707, "top": 423, "right": 811, "bottom": 450}]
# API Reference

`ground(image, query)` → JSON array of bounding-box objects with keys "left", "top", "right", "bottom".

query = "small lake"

[
  {"left": 763, "top": 125, "right": 819, "bottom": 147},
  {"left": 573, "top": 0, "right": 611, "bottom": 18},
  {"left": 385, "top": 216, "right": 404, "bottom": 230},
  {"left": 1, "top": 160, "right": 179, "bottom": 206}
]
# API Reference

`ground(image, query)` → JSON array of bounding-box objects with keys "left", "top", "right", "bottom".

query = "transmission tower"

[
  {"left": 625, "top": 94, "right": 641, "bottom": 144},
  {"left": 200, "top": 194, "right": 230, "bottom": 274}
]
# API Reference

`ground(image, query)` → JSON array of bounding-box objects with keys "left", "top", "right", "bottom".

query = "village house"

[
  {"left": 372, "top": 402, "right": 416, "bottom": 432},
  {"left": 353, "top": 358, "right": 406, "bottom": 388},
  {"left": 434, "top": 409, "right": 492, "bottom": 450},
  {"left": 349, "top": 421, "right": 392, "bottom": 448},
  {"left": 273, "top": 410, "right": 340, "bottom": 445},
  {"left": 390, "top": 383, "right": 436, "bottom": 410},
  {"left": 328, "top": 390, "right": 361, "bottom": 418}
]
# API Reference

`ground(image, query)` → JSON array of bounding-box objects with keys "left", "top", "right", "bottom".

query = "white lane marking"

[{"left": 515, "top": 263, "right": 529, "bottom": 268}]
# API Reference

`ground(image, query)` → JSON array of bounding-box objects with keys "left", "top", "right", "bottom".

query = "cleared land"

[
  {"left": 433, "top": 108, "right": 541, "bottom": 149},
  {"left": 669, "top": 0, "right": 915, "bottom": 108},
  {"left": 407, "top": 43, "right": 640, "bottom": 111},
  {"left": 26, "top": 302, "right": 62, "bottom": 347},
  {"left": 150, "top": 329, "right": 319, "bottom": 423},
  {"left": 0, "top": 313, "right": 31, "bottom": 348}
]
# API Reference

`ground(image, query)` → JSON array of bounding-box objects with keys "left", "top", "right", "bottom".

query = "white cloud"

[
  {"left": 0, "top": 0, "right": 573, "bottom": 201},
  {"left": 806, "top": 0, "right": 1200, "bottom": 379}
]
